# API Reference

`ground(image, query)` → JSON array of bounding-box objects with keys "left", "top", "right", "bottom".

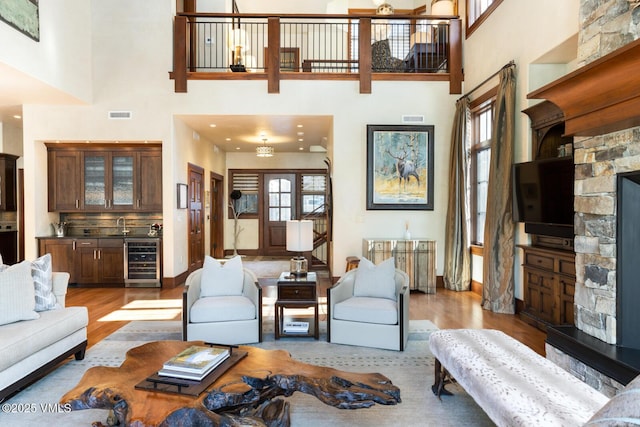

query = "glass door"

[
  {"left": 83, "top": 154, "right": 107, "bottom": 209},
  {"left": 262, "top": 174, "right": 295, "bottom": 255},
  {"left": 111, "top": 155, "right": 134, "bottom": 209}
]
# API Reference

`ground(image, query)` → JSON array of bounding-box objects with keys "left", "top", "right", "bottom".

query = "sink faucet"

[{"left": 116, "top": 217, "right": 129, "bottom": 235}]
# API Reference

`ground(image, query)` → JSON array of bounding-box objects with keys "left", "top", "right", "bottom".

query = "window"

[
  {"left": 469, "top": 94, "right": 495, "bottom": 246},
  {"left": 301, "top": 174, "right": 327, "bottom": 214},
  {"left": 466, "top": 0, "right": 504, "bottom": 37},
  {"left": 230, "top": 172, "right": 259, "bottom": 217}
]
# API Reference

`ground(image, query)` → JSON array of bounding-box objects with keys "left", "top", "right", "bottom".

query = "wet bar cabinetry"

[
  {"left": 39, "top": 237, "right": 125, "bottom": 286},
  {"left": 47, "top": 143, "right": 162, "bottom": 212}
]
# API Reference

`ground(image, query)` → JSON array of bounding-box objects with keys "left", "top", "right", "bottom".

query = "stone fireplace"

[{"left": 527, "top": 1, "right": 640, "bottom": 397}]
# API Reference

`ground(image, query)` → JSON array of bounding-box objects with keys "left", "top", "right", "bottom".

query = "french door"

[{"left": 262, "top": 173, "right": 296, "bottom": 255}]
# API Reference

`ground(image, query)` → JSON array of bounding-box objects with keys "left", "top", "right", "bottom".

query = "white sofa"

[{"left": 0, "top": 272, "right": 89, "bottom": 400}]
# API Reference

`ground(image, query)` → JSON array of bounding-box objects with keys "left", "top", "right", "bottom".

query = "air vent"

[
  {"left": 402, "top": 115, "right": 425, "bottom": 123},
  {"left": 108, "top": 111, "right": 132, "bottom": 119}
]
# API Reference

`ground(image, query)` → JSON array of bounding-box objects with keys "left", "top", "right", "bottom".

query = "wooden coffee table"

[{"left": 60, "top": 340, "right": 400, "bottom": 426}]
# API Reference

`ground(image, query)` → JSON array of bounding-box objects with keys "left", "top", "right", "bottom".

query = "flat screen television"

[{"left": 512, "top": 157, "right": 574, "bottom": 239}]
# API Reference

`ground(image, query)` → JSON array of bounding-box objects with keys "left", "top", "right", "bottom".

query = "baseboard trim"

[
  {"left": 163, "top": 270, "right": 190, "bottom": 288},
  {"left": 470, "top": 280, "right": 482, "bottom": 295}
]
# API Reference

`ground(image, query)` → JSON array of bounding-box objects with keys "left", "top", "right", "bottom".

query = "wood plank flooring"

[{"left": 66, "top": 278, "right": 547, "bottom": 355}]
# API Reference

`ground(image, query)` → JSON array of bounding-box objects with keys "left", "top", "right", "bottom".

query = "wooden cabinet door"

[
  {"left": 75, "top": 239, "right": 99, "bottom": 284},
  {"left": 99, "top": 239, "right": 124, "bottom": 284},
  {"left": 48, "top": 151, "right": 82, "bottom": 211},
  {"left": 0, "top": 155, "right": 17, "bottom": 211},
  {"left": 110, "top": 154, "right": 135, "bottom": 211},
  {"left": 136, "top": 150, "right": 162, "bottom": 211},
  {"left": 39, "top": 238, "right": 77, "bottom": 283}
]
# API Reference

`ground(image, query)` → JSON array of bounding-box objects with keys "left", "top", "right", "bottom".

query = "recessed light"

[
  {"left": 226, "top": 138, "right": 231, "bottom": 141},
  {"left": 236, "top": 147, "right": 240, "bottom": 150},
  {"left": 299, "top": 147, "right": 304, "bottom": 151},
  {"left": 209, "top": 124, "right": 216, "bottom": 128},
  {"left": 297, "top": 132, "right": 304, "bottom": 136},
  {"left": 298, "top": 138, "right": 304, "bottom": 142},
  {"left": 297, "top": 124, "right": 303, "bottom": 128},
  {"left": 12, "top": 115, "right": 21, "bottom": 119}
]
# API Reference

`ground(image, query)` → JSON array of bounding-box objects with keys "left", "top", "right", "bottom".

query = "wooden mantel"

[{"left": 528, "top": 37, "right": 640, "bottom": 137}]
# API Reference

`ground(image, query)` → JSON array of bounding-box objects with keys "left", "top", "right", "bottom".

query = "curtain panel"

[
  {"left": 443, "top": 98, "right": 471, "bottom": 291},
  {"left": 482, "top": 65, "right": 516, "bottom": 314}
]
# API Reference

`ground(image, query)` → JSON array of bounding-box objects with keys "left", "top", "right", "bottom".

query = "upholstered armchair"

[
  {"left": 327, "top": 258, "right": 409, "bottom": 351},
  {"left": 182, "top": 257, "right": 262, "bottom": 345},
  {"left": 371, "top": 39, "right": 405, "bottom": 72}
]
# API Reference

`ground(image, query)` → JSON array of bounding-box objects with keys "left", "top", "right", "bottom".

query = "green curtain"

[
  {"left": 482, "top": 65, "right": 516, "bottom": 314},
  {"left": 443, "top": 98, "right": 471, "bottom": 291}
]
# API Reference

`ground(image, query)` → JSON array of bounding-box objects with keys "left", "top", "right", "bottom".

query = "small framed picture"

[{"left": 177, "top": 183, "right": 188, "bottom": 209}]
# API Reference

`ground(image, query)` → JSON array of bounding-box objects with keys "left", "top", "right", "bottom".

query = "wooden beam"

[
  {"left": 173, "top": 16, "right": 188, "bottom": 93},
  {"left": 448, "top": 19, "right": 462, "bottom": 95},
  {"left": 359, "top": 18, "right": 372, "bottom": 94},
  {"left": 267, "top": 17, "right": 280, "bottom": 94}
]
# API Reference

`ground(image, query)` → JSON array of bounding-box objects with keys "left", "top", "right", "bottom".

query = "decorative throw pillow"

[
  {"left": 0, "top": 260, "right": 39, "bottom": 326},
  {"left": 31, "top": 253, "right": 59, "bottom": 311},
  {"left": 584, "top": 374, "right": 640, "bottom": 426},
  {"left": 200, "top": 255, "right": 244, "bottom": 297},
  {"left": 353, "top": 257, "right": 397, "bottom": 301}
]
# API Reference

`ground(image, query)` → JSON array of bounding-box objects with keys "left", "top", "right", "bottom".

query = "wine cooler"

[{"left": 124, "top": 238, "right": 161, "bottom": 287}]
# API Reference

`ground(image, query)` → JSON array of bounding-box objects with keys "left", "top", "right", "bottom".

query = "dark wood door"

[
  {"left": 188, "top": 164, "right": 205, "bottom": 271},
  {"left": 137, "top": 150, "right": 163, "bottom": 211},
  {"left": 48, "top": 150, "right": 82, "bottom": 211},
  {"left": 262, "top": 173, "right": 295, "bottom": 256},
  {"left": 210, "top": 172, "right": 224, "bottom": 259}
]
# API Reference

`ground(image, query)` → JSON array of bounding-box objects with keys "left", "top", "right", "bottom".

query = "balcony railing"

[{"left": 171, "top": 13, "right": 462, "bottom": 94}]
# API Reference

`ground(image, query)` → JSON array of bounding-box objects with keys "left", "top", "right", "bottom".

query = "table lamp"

[{"left": 286, "top": 220, "right": 313, "bottom": 276}]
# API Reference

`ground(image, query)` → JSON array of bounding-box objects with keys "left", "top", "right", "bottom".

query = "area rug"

[{"left": 1, "top": 320, "right": 493, "bottom": 427}]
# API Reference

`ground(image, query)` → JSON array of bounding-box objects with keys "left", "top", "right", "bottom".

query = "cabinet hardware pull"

[
  {"left": 73, "top": 241, "right": 76, "bottom": 250},
  {"left": 76, "top": 200, "right": 79, "bottom": 209}
]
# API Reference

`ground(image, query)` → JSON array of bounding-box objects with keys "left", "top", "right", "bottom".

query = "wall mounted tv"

[{"left": 512, "top": 157, "right": 575, "bottom": 239}]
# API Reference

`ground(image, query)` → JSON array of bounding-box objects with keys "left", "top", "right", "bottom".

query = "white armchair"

[
  {"left": 327, "top": 267, "right": 409, "bottom": 351},
  {"left": 182, "top": 267, "right": 262, "bottom": 345}
]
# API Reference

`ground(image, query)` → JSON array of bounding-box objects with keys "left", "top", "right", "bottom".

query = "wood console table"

[
  {"left": 60, "top": 340, "right": 400, "bottom": 426},
  {"left": 362, "top": 238, "right": 437, "bottom": 293}
]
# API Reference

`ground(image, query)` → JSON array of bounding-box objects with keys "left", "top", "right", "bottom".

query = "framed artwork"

[
  {"left": 177, "top": 183, "right": 188, "bottom": 209},
  {"left": 366, "top": 124, "right": 434, "bottom": 210},
  {"left": 0, "top": 0, "right": 39, "bottom": 41},
  {"left": 264, "top": 47, "right": 299, "bottom": 71}
]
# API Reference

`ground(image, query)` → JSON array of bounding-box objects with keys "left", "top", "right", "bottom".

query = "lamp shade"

[
  {"left": 431, "top": 0, "right": 454, "bottom": 15},
  {"left": 286, "top": 220, "right": 314, "bottom": 252}
]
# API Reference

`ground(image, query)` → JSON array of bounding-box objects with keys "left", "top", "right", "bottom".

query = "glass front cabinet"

[{"left": 47, "top": 143, "right": 161, "bottom": 212}]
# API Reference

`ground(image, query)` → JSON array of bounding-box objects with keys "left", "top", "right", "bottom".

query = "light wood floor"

[{"left": 66, "top": 279, "right": 547, "bottom": 356}]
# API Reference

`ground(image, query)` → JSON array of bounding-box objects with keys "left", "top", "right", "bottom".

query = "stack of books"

[
  {"left": 283, "top": 321, "right": 309, "bottom": 334},
  {"left": 158, "top": 345, "right": 230, "bottom": 381}
]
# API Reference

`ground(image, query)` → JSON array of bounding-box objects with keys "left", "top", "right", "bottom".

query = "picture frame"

[
  {"left": 264, "top": 47, "right": 299, "bottom": 72},
  {"left": 366, "top": 124, "right": 434, "bottom": 210},
  {"left": 177, "top": 183, "right": 188, "bottom": 209},
  {"left": 0, "top": 0, "right": 40, "bottom": 41}
]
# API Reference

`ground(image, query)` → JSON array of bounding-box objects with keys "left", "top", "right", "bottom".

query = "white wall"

[
  {"left": 0, "top": 0, "right": 93, "bottom": 104},
  {"left": 462, "top": 0, "right": 580, "bottom": 298}
]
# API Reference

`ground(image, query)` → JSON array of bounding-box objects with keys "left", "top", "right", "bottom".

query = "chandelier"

[{"left": 256, "top": 138, "right": 274, "bottom": 157}]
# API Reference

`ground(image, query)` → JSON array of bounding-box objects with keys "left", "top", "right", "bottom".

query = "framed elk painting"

[{"left": 366, "top": 124, "right": 434, "bottom": 210}]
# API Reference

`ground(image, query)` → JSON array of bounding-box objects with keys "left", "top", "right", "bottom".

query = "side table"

[{"left": 275, "top": 272, "right": 318, "bottom": 339}]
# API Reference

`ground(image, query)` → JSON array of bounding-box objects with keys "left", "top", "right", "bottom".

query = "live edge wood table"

[{"left": 60, "top": 340, "right": 400, "bottom": 427}]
